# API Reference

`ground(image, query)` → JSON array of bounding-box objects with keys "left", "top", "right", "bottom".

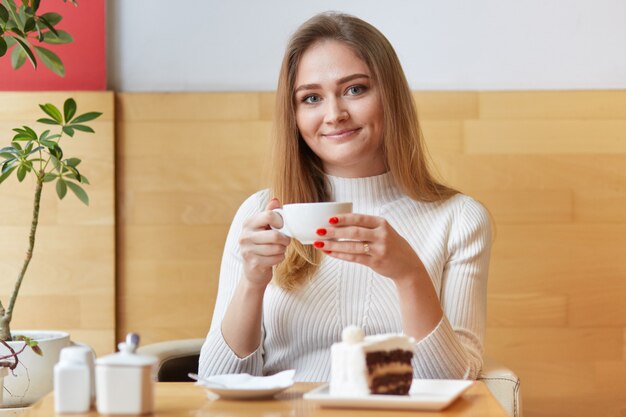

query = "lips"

[{"left": 322, "top": 128, "right": 361, "bottom": 139}]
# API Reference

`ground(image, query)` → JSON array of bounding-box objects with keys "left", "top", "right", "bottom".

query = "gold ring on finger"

[{"left": 363, "top": 242, "right": 370, "bottom": 254}]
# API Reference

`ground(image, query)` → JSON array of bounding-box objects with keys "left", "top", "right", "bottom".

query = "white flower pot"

[
  {"left": 0, "top": 330, "right": 70, "bottom": 408},
  {"left": 0, "top": 366, "right": 8, "bottom": 406}
]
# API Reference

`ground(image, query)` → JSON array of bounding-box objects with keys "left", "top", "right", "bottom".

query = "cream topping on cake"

[
  {"left": 342, "top": 325, "right": 365, "bottom": 344},
  {"left": 360, "top": 334, "right": 415, "bottom": 352}
]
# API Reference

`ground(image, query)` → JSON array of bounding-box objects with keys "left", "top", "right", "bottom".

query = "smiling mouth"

[{"left": 323, "top": 128, "right": 361, "bottom": 139}]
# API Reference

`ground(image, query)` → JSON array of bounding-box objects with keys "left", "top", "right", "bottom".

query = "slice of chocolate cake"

[{"left": 330, "top": 326, "right": 414, "bottom": 396}]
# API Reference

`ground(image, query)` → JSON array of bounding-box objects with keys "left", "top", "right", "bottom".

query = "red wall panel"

[{"left": 0, "top": 0, "right": 106, "bottom": 91}]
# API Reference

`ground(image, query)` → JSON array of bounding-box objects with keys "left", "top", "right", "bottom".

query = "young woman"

[{"left": 199, "top": 12, "right": 491, "bottom": 381}]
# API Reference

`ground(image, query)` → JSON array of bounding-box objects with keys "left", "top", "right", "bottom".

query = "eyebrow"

[{"left": 294, "top": 73, "right": 371, "bottom": 94}]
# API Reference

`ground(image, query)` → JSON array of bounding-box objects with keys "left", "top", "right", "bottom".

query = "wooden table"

[{"left": 26, "top": 382, "right": 509, "bottom": 417}]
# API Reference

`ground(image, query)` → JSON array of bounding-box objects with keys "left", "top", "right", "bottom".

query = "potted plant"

[{"left": 0, "top": 0, "right": 102, "bottom": 407}]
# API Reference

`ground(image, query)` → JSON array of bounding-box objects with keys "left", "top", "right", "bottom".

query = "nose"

[{"left": 324, "top": 97, "right": 349, "bottom": 124}]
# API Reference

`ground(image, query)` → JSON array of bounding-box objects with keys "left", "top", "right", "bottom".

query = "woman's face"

[{"left": 294, "top": 40, "right": 386, "bottom": 178}]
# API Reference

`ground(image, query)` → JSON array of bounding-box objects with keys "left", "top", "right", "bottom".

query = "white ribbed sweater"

[{"left": 199, "top": 173, "right": 492, "bottom": 381}]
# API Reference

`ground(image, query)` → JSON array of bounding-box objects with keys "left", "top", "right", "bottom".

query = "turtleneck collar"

[{"left": 326, "top": 171, "right": 402, "bottom": 215}]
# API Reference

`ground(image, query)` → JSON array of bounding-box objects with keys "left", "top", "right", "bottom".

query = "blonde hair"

[{"left": 271, "top": 12, "right": 457, "bottom": 290}]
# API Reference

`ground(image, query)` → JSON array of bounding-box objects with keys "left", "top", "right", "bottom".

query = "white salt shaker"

[
  {"left": 54, "top": 346, "right": 92, "bottom": 413},
  {"left": 95, "top": 333, "right": 157, "bottom": 415}
]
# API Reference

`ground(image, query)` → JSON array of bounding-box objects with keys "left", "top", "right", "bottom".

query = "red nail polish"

[
  {"left": 323, "top": 250, "right": 332, "bottom": 254},
  {"left": 313, "top": 241, "right": 325, "bottom": 248},
  {"left": 316, "top": 228, "right": 327, "bottom": 236},
  {"left": 329, "top": 217, "right": 339, "bottom": 224}
]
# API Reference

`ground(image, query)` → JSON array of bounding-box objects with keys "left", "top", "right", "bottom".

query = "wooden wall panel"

[
  {"left": 0, "top": 92, "right": 115, "bottom": 355},
  {"left": 116, "top": 93, "right": 271, "bottom": 346},
  {"left": 117, "top": 91, "right": 626, "bottom": 417}
]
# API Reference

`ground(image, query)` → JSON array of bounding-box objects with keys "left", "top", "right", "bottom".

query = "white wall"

[{"left": 107, "top": 0, "right": 626, "bottom": 91}]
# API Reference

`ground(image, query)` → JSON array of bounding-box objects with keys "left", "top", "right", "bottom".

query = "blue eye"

[
  {"left": 303, "top": 95, "right": 321, "bottom": 104},
  {"left": 346, "top": 85, "right": 366, "bottom": 95}
]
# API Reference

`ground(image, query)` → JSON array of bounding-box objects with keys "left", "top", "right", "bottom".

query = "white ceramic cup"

[{"left": 272, "top": 202, "right": 353, "bottom": 244}]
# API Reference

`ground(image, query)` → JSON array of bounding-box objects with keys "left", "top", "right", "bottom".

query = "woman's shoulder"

[
  {"left": 443, "top": 193, "right": 492, "bottom": 239},
  {"left": 394, "top": 191, "right": 485, "bottom": 213},
  {"left": 232, "top": 189, "right": 271, "bottom": 221},
  {"left": 445, "top": 193, "right": 488, "bottom": 214},
  {"left": 242, "top": 189, "right": 271, "bottom": 208},
  {"left": 391, "top": 192, "right": 491, "bottom": 229}
]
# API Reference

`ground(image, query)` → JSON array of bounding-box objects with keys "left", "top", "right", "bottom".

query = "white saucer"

[
  {"left": 203, "top": 383, "right": 294, "bottom": 400},
  {"left": 303, "top": 379, "right": 473, "bottom": 410},
  {"left": 193, "top": 369, "right": 296, "bottom": 400}
]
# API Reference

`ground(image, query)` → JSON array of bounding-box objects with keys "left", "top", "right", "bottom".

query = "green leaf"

[
  {"left": 67, "top": 173, "right": 89, "bottom": 184},
  {"left": 56, "top": 178, "right": 67, "bottom": 199},
  {"left": 39, "top": 12, "right": 61, "bottom": 25},
  {"left": 41, "top": 29, "right": 72, "bottom": 44},
  {"left": 0, "top": 166, "right": 17, "bottom": 183},
  {"left": 1, "top": 145, "right": 17, "bottom": 152},
  {"left": 23, "top": 16, "right": 35, "bottom": 32},
  {"left": 0, "top": 37, "right": 7, "bottom": 57},
  {"left": 12, "top": 133, "right": 31, "bottom": 141},
  {"left": 69, "top": 124, "right": 94, "bottom": 133},
  {"left": 0, "top": 152, "right": 15, "bottom": 159},
  {"left": 27, "top": 146, "right": 43, "bottom": 156},
  {"left": 0, "top": 4, "right": 9, "bottom": 23},
  {"left": 39, "top": 138, "right": 55, "bottom": 148},
  {"left": 39, "top": 129, "right": 50, "bottom": 139},
  {"left": 66, "top": 181, "right": 88, "bottom": 205},
  {"left": 50, "top": 154, "right": 60, "bottom": 171},
  {"left": 42, "top": 172, "right": 56, "bottom": 182},
  {"left": 65, "top": 157, "right": 80, "bottom": 167},
  {"left": 2, "top": 158, "right": 16, "bottom": 171},
  {"left": 63, "top": 98, "right": 76, "bottom": 123},
  {"left": 71, "top": 112, "right": 102, "bottom": 124},
  {"left": 17, "top": 164, "right": 27, "bottom": 182},
  {"left": 12, "top": 128, "right": 35, "bottom": 140},
  {"left": 62, "top": 126, "right": 74, "bottom": 137},
  {"left": 22, "top": 125, "right": 37, "bottom": 138},
  {"left": 30, "top": 0, "right": 41, "bottom": 13},
  {"left": 64, "top": 164, "right": 79, "bottom": 180},
  {"left": 8, "top": 26, "right": 26, "bottom": 38},
  {"left": 37, "top": 117, "right": 59, "bottom": 125},
  {"left": 0, "top": 145, "right": 18, "bottom": 153},
  {"left": 49, "top": 143, "right": 63, "bottom": 160},
  {"left": 34, "top": 46, "right": 64, "bottom": 77},
  {"left": 18, "top": 1, "right": 29, "bottom": 20},
  {"left": 10, "top": 35, "right": 36, "bottom": 69},
  {"left": 34, "top": 19, "right": 42, "bottom": 41},
  {"left": 11, "top": 45, "right": 26, "bottom": 69},
  {"left": 37, "top": 15, "right": 58, "bottom": 37},
  {"left": 40, "top": 131, "right": 60, "bottom": 141},
  {"left": 39, "top": 103, "right": 63, "bottom": 123},
  {"left": 13, "top": 336, "right": 42, "bottom": 355},
  {"left": 5, "top": 0, "right": 24, "bottom": 28},
  {"left": 31, "top": 344, "right": 43, "bottom": 356}
]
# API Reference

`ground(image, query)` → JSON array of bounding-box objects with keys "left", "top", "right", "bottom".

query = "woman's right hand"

[{"left": 238, "top": 197, "right": 291, "bottom": 288}]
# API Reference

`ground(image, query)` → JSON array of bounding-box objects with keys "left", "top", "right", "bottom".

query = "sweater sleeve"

[
  {"left": 198, "top": 190, "right": 269, "bottom": 377},
  {"left": 413, "top": 196, "right": 492, "bottom": 380}
]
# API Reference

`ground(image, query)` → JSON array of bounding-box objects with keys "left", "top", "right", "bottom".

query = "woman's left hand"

[{"left": 314, "top": 213, "right": 426, "bottom": 284}]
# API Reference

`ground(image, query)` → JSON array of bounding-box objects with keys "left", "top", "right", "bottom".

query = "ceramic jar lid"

[{"left": 95, "top": 333, "right": 157, "bottom": 368}]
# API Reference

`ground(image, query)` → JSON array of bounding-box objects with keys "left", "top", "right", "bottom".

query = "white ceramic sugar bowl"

[{"left": 95, "top": 333, "right": 157, "bottom": 415}]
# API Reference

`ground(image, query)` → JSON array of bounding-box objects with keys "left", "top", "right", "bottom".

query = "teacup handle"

[{"left": 270, "top": 208, "right": 293, "bottom": 238}]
